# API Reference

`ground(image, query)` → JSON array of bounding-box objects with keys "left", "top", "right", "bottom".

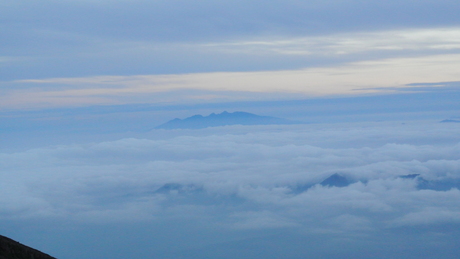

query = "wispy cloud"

[
  {"left": 4, "top": 53, "right": 460, "bottom": 110},
  {"left": 203, "top": 27, "right": 460, "bottom": 56}
]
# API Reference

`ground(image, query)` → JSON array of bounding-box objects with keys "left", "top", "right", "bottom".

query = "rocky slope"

[{"left": 0, "top": 235, "right": 56, "bottom": 259}]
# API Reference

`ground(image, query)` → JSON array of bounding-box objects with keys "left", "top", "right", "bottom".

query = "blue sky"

[{"left": 2, "top": 1, "right": 460, "bottom": 259}]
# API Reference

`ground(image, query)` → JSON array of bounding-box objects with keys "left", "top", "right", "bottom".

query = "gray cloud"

[
  {"left": 2, "top": 0, "right": 460, "bottom": 80},
  {"left": 2, "top": 121, "right": 460, "bottom": 258},
  {"left": 4, "top": 0, "right": 460, "bottom": 43},
  {"left": 1, "top": 122, "right": 460, "bottom": 233}
]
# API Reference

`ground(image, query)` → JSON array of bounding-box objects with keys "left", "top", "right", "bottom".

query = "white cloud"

[
  {"left": 204, "top": 27, "right": 460, "bottom": 56},
  {"left": 1, "top": 122, "right": 460, "bottom": 233}
]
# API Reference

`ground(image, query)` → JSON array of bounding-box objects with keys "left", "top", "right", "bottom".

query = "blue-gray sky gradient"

[{"left": 2, "top": 1, "right": 460, "bottom": 258}]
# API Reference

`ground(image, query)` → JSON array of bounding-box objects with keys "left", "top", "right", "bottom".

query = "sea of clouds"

[{"left": 2, "top": 121, "right": 460, "bottom": 236}]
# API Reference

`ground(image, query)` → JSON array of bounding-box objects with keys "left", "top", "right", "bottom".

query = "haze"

[{"left": 1, "top": 1, "right": 460, "bottom": 258}]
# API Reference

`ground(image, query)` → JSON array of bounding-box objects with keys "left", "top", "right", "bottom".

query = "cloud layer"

[
  {"left": 3, "top": 54, "right": 460, "bottom": 110},
  {"left": 2, "top": 0, "right": 460, "bottom": 81},
  {"left": 2, "top": 122, "right": 460, "bottom": 232}
]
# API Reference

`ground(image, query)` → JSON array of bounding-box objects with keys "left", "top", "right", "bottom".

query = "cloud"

[
  {"left": 4, "top": 0, "right": 460, "bottom": 43},
  {"left": 391, "top": 206, "right": 460, "bottom": 226},
  {"left": 2, "top": 53, "right": 459, "bottom": 110},
  {"left": 203, "top": 27, "right": 460, "bottom": 56},
  {"left": 1, "top": 122, "right": 460, "bottom": 234},
  {"left": 3, "top": 0, "right": 460, "bottom": 81}
]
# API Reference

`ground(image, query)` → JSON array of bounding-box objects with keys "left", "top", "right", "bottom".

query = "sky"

[{"left": 1, "top": 0, "right": 460, "bottom": 258}]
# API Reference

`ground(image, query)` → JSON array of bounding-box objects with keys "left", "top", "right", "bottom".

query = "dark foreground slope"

[
  {"left": 155, "top": 111, "right": 300, "bottom": 129},
  {"left": 0, "top": 235, "right": 56, "bottom": 259}
]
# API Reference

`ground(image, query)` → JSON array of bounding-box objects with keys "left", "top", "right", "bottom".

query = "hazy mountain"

[
  {"left": 320, "top": 173, "right": 354, "bottom": 187},
  {"left": 0, "top": 235, "right": 56, "bottom": 259},
  {"left": 291, "top": 172, "right": 460, "bottom": 195},
  {"left": 155, "top": 111, "right": 300, "bottom": 129}
]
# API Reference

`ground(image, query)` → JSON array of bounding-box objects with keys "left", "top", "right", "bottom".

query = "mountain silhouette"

[
  {"left": 320, "top": 173, "right": 353, "bottom": 187},
  {"left": 155, "top": 111, "right": 300, "bottom": 129},
  {"left": 0, "top": 235, "right": 56, "bottom": 259}
]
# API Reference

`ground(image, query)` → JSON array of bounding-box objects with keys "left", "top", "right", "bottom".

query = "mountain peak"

[{"left": 155, "top": 111, "right": 300, "bottom": 130}]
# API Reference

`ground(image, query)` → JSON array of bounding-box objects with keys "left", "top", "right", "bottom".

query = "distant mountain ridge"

[
  {"left": 0, "top": 235, "right": 56, "bottom": 259},
  {"left": 155, "top": 111, "right": 300, "bottom": 129}
]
